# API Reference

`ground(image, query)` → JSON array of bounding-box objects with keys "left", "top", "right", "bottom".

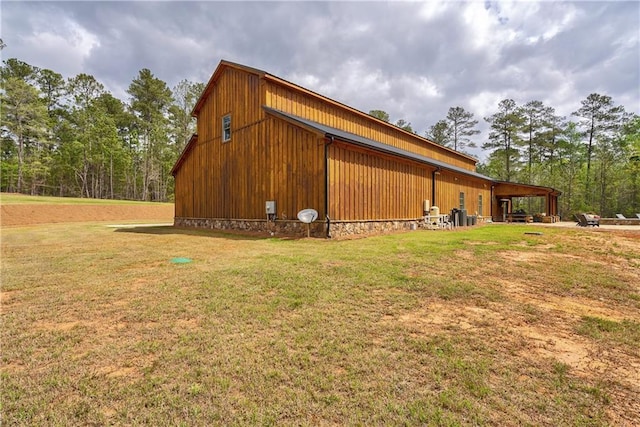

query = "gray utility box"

[{"left": 266, "top": 201, "right": 276, "bottom": 215}]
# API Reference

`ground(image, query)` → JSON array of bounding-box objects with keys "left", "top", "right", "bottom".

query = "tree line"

[
  {"left": 371, "top": 95, "right": 639, "bottom": 218},
  {"left": 1, "top": 58, "right": 203, "bottom": 201},
  {"left": 2, "top": 56, "right": 639, "bottom": 217}
]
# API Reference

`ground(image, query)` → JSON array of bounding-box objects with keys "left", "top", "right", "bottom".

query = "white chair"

[{"left": 440, "top": 214, "right": 452, "bottom": 229}]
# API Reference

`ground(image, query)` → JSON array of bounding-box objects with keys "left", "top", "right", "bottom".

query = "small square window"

[{"left": 222, "top": 115, "right": 231, "bottom": 142}]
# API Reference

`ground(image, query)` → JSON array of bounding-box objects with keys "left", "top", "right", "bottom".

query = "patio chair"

[
  {"left": 576, "top": 213, "right": 599, "bottom": 227},
  {"left": 636, "top": 213, "right": 640, "bottom": 219},
  {"left": 440, "top": 214, "right": 452, "bottom": 230},
  {"left": 615, "top": 214, "right": 626, "bottom": 219}
]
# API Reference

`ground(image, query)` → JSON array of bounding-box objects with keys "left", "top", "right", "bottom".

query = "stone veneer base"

[{"left": 174, "top": 217, "right": 433, "bottom": 238}]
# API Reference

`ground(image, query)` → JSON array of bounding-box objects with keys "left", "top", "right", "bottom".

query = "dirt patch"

[
  {"left": 495, "top": 277, "right": 632, "bottom": 321},
  {"left": 1, "top": 204, "right": 174, "bottom": 227},
  {"left": 386, "top": 229, "right": 640, "bottom": 425},
  {"left": 499, "top": 250, "right": 543, "bottom": 262},
  {"left": 393, "top": 298, "right": 640, "bottom": 424}
]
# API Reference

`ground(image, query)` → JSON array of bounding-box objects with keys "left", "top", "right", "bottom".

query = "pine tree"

[
  {"left": 426, "top": 120, "right": 451, "bottom": 146},
  {"left": 483, "top": 99, "right": 525, "bottom": 182},
  {"left": 519, "top": 101, "right": 551, "bottom": 184},
  {"left": 0, "top": 76, "right": 49, "bottom": 193},
  {"left": 368, "top": 110, "right": 390, "bottom": 122},
  {"left": 446, "top": 106, "right": 479, "bottom": 152},
  {"left": 572, "top": 93, "right": 625, "bottom": 204},
  {"left": 127, "top": 69, "right": 172, "bottom": 201}
]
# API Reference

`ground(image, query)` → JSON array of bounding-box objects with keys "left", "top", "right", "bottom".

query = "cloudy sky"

[{"left": 2, "top": 1, "right": 639, "bottom": 158}]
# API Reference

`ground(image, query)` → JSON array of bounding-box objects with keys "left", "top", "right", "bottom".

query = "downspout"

[
  {"left": 431, "top": 168, "right": 440, "bottom": 208},
  {"left": 490, "top": 184, "right": 495, "bottom": 221},
  {"left": 325, "top": 136, "right": 334, "bottom": 238}
]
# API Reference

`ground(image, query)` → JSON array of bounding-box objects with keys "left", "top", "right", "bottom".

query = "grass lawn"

[{"left": 2, "top": 221, "right": 639, "bottom": 425}]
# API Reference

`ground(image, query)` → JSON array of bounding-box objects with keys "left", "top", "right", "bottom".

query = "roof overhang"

[
  {"left": 493, "top": 181, "right": 562, "bottom": 197},
  {"left": 264, "top": 106, "right": 493, "bottom": 182}
]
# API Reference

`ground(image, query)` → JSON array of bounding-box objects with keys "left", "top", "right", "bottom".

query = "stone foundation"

[
  {"left": 327, "top": 219, "right": 427, "bottom": 238},
  {"left": 174, "top": 217, "right": 325, "bottom": 237},
  {"left": 174, "top": 217, "right": 431, "bottom": 238}
]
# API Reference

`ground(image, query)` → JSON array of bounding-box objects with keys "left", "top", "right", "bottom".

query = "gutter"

[
  {"left": 325, "top": 136, "right": 334, "bottom": 238},
  {"left": 432, "top": 168, "right": 440, "bottom": 208},
  {"left": 490, "top": 184, "right": 495, "bottom": 219}
]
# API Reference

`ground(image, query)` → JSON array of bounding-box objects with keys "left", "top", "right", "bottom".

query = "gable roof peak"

[{"left": 191, "top": 59, "right": 268, "bottom": 116}]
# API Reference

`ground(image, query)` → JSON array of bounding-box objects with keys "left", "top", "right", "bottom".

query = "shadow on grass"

[{"left": 113, "top": 225, "right": 294, "bottom": 241}]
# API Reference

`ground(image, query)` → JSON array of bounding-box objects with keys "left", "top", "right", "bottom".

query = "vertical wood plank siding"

[
  {"left": 265, "top": 81, "right": 476, "bottom": 171},
  {"left": 434, "top": 171, "right": 491, "bottom": 217},
  {"left": 328, "top": 142, "right": 433, "bottom": 220},
  {"left": 174, "top": 69, "right": 325, "bottom": 220}
]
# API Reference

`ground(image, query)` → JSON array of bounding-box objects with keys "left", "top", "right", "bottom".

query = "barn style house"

[{"left": 171, "top": 60, "right": 560, "bottom": 238}]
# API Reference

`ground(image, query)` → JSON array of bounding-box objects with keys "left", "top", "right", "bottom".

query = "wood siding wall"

[
  {"left": 175, "top": 64, "right": 498, "bottom": 225},
  {"left": 434, "top": 171, "right": 491, "bottom": 217},
  {"left": 264, "top": 80, "right": 477, "bottom": 171},
  {"left": 328, "top": 142, "right": 433, "bottom": 220},
  {"left": 265, "top": 119, "right": 325, "bottom": 220},
  {"left": 174, "top": 69, "right": 325, "bottom": 220}
]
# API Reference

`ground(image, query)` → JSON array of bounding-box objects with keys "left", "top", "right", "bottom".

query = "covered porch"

[{"left": 491, "top": 182, "right": 561, "bottom": 223}]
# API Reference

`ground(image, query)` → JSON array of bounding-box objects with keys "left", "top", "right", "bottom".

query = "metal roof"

[{"left": 263, "top": 106, "right": 495, "bottom": 182}]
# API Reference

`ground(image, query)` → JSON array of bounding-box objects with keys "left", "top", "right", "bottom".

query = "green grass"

[
  {"left": 0, "top": 192, "right": 172, "bottom": 205},
  {"left": 576, "top": 316, "right": 640, "bottom": 350},
  {"left": 2, "top": 221, "right": 638, "bottom": 425}
]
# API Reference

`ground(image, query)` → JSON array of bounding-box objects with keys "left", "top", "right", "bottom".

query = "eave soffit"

[{"left": 493, "top": 181, "right": 562, "bottom": 197}]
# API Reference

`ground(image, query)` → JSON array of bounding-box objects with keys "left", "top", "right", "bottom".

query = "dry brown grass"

[
  {"left": 1, "top": 217, "right": 639, "bottom": 425},
  {"left": 0, "top": 193, "right": 173, "bottom": 227}
]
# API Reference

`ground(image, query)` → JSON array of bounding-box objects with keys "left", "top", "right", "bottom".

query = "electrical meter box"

[{"left": 265, "top": 201, "right": 276, "bottom": 215}]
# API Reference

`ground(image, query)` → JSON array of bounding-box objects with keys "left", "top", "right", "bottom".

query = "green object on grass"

[{"left": 171, "top": 257, "right": 192, "bottom": 264}]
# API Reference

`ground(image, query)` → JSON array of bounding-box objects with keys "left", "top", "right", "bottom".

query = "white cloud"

[
  {"left": 418, "top": 1, "right": 450, "bottom": 21},
  {"left": 23, "top": 18, "right": 99, "bottom": 76},
  {"left": 540, "top": 5, "right": 579, "bottom": 41},
  {"left": 412, "top": 75, "right": 441, "bottom": 99},
  {"left": 468, "top": 91, "right": 504, "bottom": 122},
  {"left": 290, "top": 60, "right": 393, "bottom": 111},
  {"left": 462, "top": 2, "right": 512, "bottom": 55}
]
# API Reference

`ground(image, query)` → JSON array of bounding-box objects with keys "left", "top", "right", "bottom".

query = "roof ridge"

[{"left": 192, "top": 59, "right": 478, "bottom": 163}]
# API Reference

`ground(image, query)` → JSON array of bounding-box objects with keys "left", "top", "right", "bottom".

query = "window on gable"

[{"left": 222, "top": 115, "right": 231, "bottom": 142}]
